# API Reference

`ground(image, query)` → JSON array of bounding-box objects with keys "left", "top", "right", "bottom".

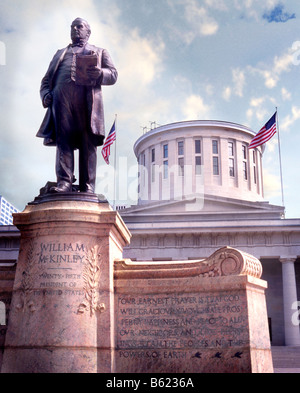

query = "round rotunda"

[{"left": 134, "top": 120, "right": 264, "bottom": 206}]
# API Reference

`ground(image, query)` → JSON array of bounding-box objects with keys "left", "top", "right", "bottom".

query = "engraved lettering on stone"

[
  {"left": 116, "top": 293, "right": 249, "bottom": 358},
  {"left": 24, "top": 241, "right": 97, "bottom": 304},
  {"left": 78, "top": 244, "right": 106, "bottom": 316}
]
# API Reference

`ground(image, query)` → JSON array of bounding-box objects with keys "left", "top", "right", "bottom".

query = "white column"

[{"left": 280, "top": 258, "right": 300, "bottom": 346}]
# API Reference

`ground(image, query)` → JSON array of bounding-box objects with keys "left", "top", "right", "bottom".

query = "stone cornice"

[{"left": 124, "top": 220, "right": 300, "bottom": 234}]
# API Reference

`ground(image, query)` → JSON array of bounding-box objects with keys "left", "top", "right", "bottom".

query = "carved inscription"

[
  {"left": 17, "top": 241, "right": 106, "bottom": 316},
  {"left": 117, "top": 292, "right": 249, "bottom": 359},
  {"left": 33, "top": 241, "right": 86, "bottom": 297}
]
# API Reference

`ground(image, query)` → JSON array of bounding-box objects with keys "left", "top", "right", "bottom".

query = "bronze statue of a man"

[{"left": 37, "top": 18, "right": 118, "bottom": 193}]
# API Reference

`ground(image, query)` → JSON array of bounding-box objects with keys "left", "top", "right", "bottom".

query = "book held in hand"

[{"left": 75, "top": 54, "right": 98, "bottom": 86}]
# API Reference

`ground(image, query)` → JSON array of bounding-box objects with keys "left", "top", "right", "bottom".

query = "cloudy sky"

[{"left": 0, "top": 0, "right": 300, "bottom": 218}]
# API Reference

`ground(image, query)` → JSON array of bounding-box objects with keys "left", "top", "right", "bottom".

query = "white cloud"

[
  {"left": 116, "top": 29, "right": 165, "bottom": 93},
  {"left": 184, "top": 0, "right": 219, "bottom": 38},
  {"left": 165, "top": 0, "right": 219, "bottom": 44},
  {"left": 249, "top": 49, "right": 294, "bottom": 89},
  {"left": 281, "top": 87, "right": 291, "bottom": 101},
  {"left": 182, "top": 94, "right": 211, "bottom": 120},
  {"left": 232, "top": 0, "right": 260, "bottom": 20},
  {"left": 222, "top": 69, "right": 245, "bottom": 101},
  {"left": 246, "top": 96, "right": 276, "bottom": 122},
  {"left": 280, "top": 106, "right": 300, "bottom": 132},
  {"left": 222, "top": 86, "right": 231, "bottom": 101},
  {"left": 204, "top": 0, "right": 227, "bottom": 11},
  {"left": 250, "top": 97, "right": 265, "bottom": 107},
  {"left": 232, "top": 68, "right": 245, "bottom": 97}
]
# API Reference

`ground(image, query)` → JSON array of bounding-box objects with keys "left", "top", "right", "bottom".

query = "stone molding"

[{"left": 115, "top": 246, "right": 263, "bottom": 280}]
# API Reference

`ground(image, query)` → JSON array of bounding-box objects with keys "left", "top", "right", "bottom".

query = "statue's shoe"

[{"left": 49, "top": 183, "right": 72, "bottom": 193}]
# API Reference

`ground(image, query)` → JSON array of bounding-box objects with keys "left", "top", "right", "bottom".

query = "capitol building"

[
  {"left": 0, "top": 119, "right": 299, "bottom": 365},
  {"left": 120, "top": 120, "right": 300, "bottom": 348}
]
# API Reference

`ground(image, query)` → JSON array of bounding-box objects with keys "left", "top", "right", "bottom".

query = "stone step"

[{"left": 272, "top": 346, "right": 300, "bottom": 368}]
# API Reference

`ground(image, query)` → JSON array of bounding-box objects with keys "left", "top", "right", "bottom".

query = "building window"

[
  {"left": 178, "top": 157, "right": 184, "bottom": 176},
  {"left": 163, "top": 144, "right": 168, "bottom": 159},
  {"left": 229, "top": 158, "right": 234, "bottom": 177},
  {"left": 195, "top": 140, "right": 202, "bottom": 175},
  {"left": 243, "top": 162, "right": 247, "bottom": 181},
  {"left": 178, "top": 141, "right": 184, "bottom": 176},
  {"left": 228, "top": 141, "right": 234, "bottom": 157},
  {"left": 151, "top": 148, "right": 155, "bottom": 163},
  {"left": 242, "top": 145, "right": 247, "bottom": 160},
  {"left": 253, "top": 166, "right": 257, "bottom": 184},
  {"left": 213, "top": 156, "right": 219, "bottom": 176},
  {"left": 228, "top": 141, "right": 235, "bottom": 177},
  {"left": 212, "top": 140, "right": 218, "bottom": 155},
  {"left": 253, "top": 150, "right": 257, "bottom": 184},
  {"left": 242, "top": 145, "right": 248, "bottom": 181},
  {"left": 163, "top": 144, "right": 168, "bottom": 179},
  {"left": 178, "top": 141, "right": 184, "bottom": 156},
  {"left": 195, "top": 156, "right": 202, "bottom": 175},
  {"left": 151, "top": 148, "right": 155, "bottom": 182},
  {"left": 212, "top": 140, "right": 219, "bottom": 175},
  {"left": 163, "top": 160, "right": 168, "bottom": 179}
]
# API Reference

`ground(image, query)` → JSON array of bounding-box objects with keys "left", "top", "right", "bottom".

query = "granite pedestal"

[{"left": 1, "top": 196, "right": 131, "bottom": 373}]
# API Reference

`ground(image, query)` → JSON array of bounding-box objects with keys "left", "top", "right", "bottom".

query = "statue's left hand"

[{"left": 87, "top": 65, "right": 103, "bottom": 81}]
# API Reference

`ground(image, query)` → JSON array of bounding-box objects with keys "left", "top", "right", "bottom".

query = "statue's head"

[{"left": 70, "top": 17, "right": 91, "bottom": 45}]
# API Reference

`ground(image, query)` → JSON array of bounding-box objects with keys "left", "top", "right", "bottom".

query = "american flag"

[
  {"left": 249, "top": 112, "right": 277, "bottom": 149},
  {"left": 101, "top": 120, "right": 116, "bottom": 164}
]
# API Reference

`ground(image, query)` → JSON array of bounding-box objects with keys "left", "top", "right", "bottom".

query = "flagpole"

[
  {"left": 113, "top": 114, "right": 117, "bottom": 211},
  {"left": 276, "top": 108, "right": 285, "bottom": 214}
]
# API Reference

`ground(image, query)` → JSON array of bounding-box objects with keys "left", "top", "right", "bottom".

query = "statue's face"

[{"left": 70, "top": 19, "right": 90, "bottom": 43}]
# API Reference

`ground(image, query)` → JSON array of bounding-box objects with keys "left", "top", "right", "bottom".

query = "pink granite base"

[{"left": 1, "top": 200, "right": 130, "bottom": 373}]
